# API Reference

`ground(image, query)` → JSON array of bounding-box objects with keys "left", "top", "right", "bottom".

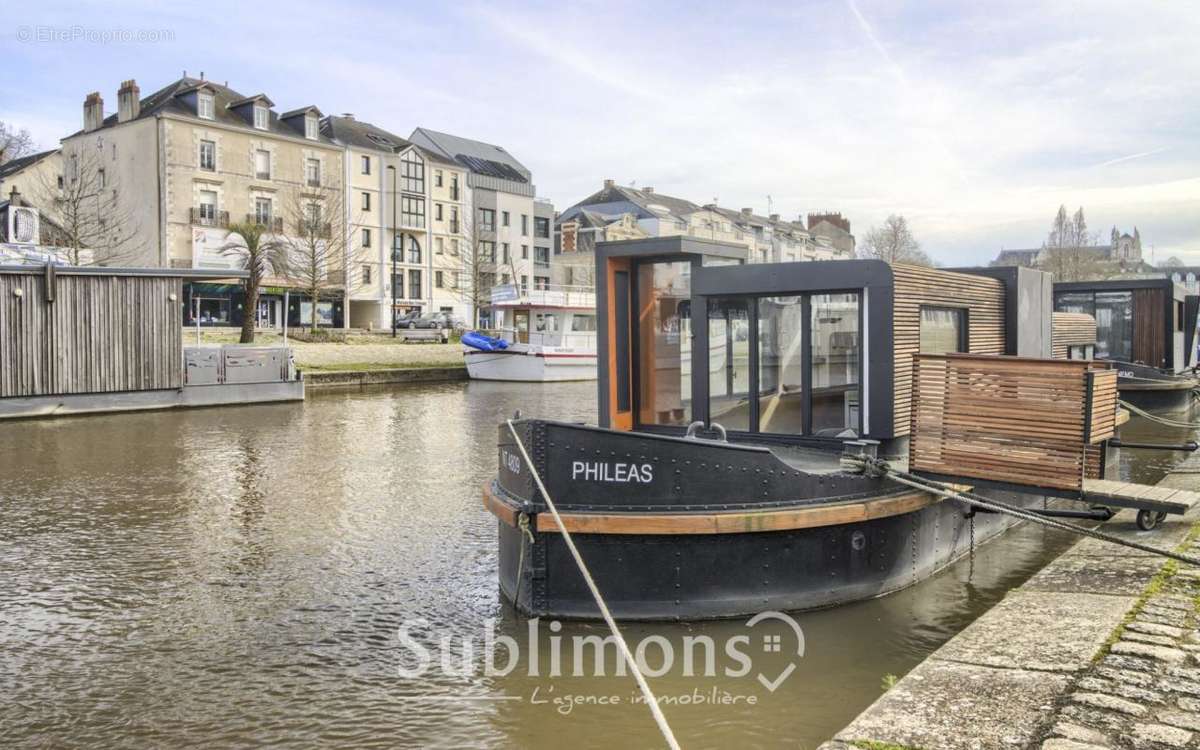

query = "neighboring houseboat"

[
  {"left": 463, "top": 284, "right": 597, "bottom": 382},
  {"left": 483, "top": 237, "right": 1145, "bottom": 621},
  {"left": 1054, "top": 278, "right": 1199, "bottom": 412}
]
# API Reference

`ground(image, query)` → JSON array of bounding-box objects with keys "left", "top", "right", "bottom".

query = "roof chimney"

[
  {"left": 603, "top": 179, "right": 615, "bottom": 189},
  {"left": 643, "top": 186, "right": 654, "bottom": 194},
  {"left": 83, "top": 91, "right": 105, "bottom": 132},
  {"left": 740, "top": 207, "right": 752, "bottom": 217},
  {"left": 117, "top": 79, "right": 140, "bottom": 123}
]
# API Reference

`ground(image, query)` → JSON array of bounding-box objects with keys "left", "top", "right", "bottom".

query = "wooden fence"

[
  {"left": 0, "top": 269, "right": 183, "bottom": 398},
  {"left": 910, "top": 353, "right": 1116, "bottom": 492}
]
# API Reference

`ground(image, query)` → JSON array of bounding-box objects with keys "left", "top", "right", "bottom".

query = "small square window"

[
  {"left": 362, "top": 228, "right": 372, "bottom": 247},
  {"left": 362, "top": 192, "right": 371, "bottom": 211},
  {"left": 198, "top": 92, "right": 214, "bottom": 120},
  {"left": 305, "top": 115, "right": 319, "bottom": 140},
  {"left": 253, "top": 105, "right": 268, "bottom": 130}
]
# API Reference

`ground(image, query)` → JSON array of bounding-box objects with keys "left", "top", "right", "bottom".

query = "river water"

[{"left": 0, "top": 382, "right": 1192, "bottom": 749}]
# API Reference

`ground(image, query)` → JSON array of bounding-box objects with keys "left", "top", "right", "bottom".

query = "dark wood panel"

[{"left": 1133, "top": 288, "right": 1165, "bottom": 367}]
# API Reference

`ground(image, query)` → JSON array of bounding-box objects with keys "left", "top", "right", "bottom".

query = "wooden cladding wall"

[
  {"left": 892, "top": 265, "right": 1006, "bottom": 436},
  {"left": 910, "top": 354, "right": 1111, "bottom": 492},
  {"left": 1133, "top": 288, "right": 1166, "bottom": 368},
  {"left": 1051, "top": 312, "right": 1097, "bottom": 358},
  {"left": 0, "top": 272, "right": 183, "bottom": 398}
]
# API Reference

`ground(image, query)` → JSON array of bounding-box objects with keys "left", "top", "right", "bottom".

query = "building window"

[
  {"left": 502, "top": 210, "right": 510, "bottom": 227},
  {"left": 362, "top": 264, "right": 372, "bottom": 285},
  {"left": 408, "top": 237, "right": 421, "bottom": 264},
  {"left": 254, "top": 197, "right": 272, "bottom": 226},
  {"left": 521, "top": 276, "right": 529, "bottom": 296},
  {"left": 435, "top": 271, "right": 444, "bottom": 288},
  {"left": 401, "top": 196, "right": 425, "bottom": 228},
  {"left": 198, "top": 190, "right": 218, "bottom": 223},
  {"left": 534, "top": 275, "right": 550, "bottom": 290},
  {"left": 919, "top": 307, "right": 967, "bottom": 354},
  {"left": 479, "top": 240, "right": 495, "bottom": 262},
  {"left": 362, "top": 192, "right": 371, "bottom": 211},
  {"left": 97, "top": 168, "right": 106, "bottom": 188},
  {"left": 198, "top": 92, "right": 214, "bottom": 120},
  {"left": 409, "top": 269, "right": 422, "bottom": 299},
  {"left": 534, "top": 246, "right": 549, "bottom": 265},
  {"left": 305, "top": 158, "right": 321, "bottom": 186},
  {"left": 361, "top": 155, "right": 371, "bottom": 175},
  {"left": 199, "top": 140, "right": 216, "bottom": 171},
  {"left": 521, "top": 214, "right": 528, "bottom": 235},
  {"left": 362, "top": 228, "right": 372, "bottom": 248},
  {"left": 305, "top": 202, "right": 323, "bottom": 234},
  {"left": 435, "top": 203, "right": 443, "bottom": 221},
  {"left": 502, "top": 242, "right": 511, "bottom": 263},
  {"left": 305, "top": 115, "right": 319, "bottom": 140},
  {"left": 400, "top": 150, "right": 425, "bottom": 193},
  {"left": 810, "top": 293, "right": 860, "bottom": 437},
  {"left": 435, "top": 237, "right": 444, "bottom": 255},
  {"left": 450, "top": 238, "right": 459, "bottom": 256},
  {"left": 254, "top": 149, "right": 270, "bottom": 180},
  {"left": 534, "top": 217, "right": 550, "bottom": 238},
  {"left": 253, "top": 105, "right": 268, "bottom": 130},
  {"left": 1055, "top": 291, "right": 1133, "bottom": 363},
  {"left": 450, "top": 206, "right": 459, "bottom": 233},
  {"left": 479, "top": 208, "right": 495, "bottom": 231},
  {"left": 521, "top": 245, "right": 529, "bottom": 260},
  {"left": 1067, "top": 344, "right": 1094, "bottom": 360},
  {"left": 392, "top": 272, "right": 404, "bottom": 299},
  {"left": 757, "top": 296, "right": 804, "bottom": 434},
  {"left": 450, "top": 174, "right": 459, "bottom": 200},
  {"left": 434, "top": 170, "right": 443, "bottom": 187}
]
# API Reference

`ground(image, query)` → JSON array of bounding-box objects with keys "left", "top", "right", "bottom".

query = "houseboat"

[
  {"left": 483, "top": 237, "right": 1148, "bottom": 621},
  {"left": 463, "top": 284, "right": 597, "bottom": 382},
  {"left": 1054, "top": 278, "right": 1199, "bottom": 413}
]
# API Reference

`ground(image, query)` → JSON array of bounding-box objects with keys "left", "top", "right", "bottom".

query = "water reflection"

[{"left": 0, "top": 389, "right": 1188, "bottom": 748}]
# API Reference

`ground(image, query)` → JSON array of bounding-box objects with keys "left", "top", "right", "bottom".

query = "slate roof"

[
  {"left": 557, "top": 184, "right": 701, "bottom": 224},
  {"left": 67, "top": 77, "right": 337, "bottom": 145},
  {"left": 322, "top": 115, "right": 411, "bottom": 153},
  {"left": 408, "top": 127, "right": 532, "bottom": 182},
  {"left": 0, "top": 149, "right": 58, "bottom": 180}
]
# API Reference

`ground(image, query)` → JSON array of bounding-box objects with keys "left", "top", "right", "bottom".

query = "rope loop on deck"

[{"left": 506, "top": 420, "right": 682, "bottom": 750}]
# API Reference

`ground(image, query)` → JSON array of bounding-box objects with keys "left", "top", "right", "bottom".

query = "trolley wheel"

[
  {"left": 1156, "top": 511, "right": 1169, "bottom": 523},
  {"left": 1136, "top": 509, "right": 1159, "bottom": 531}
]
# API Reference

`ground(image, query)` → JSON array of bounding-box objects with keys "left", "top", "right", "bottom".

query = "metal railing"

[
  {"left": 492, "top": 327, "right": 595, "bottom": 350},
  {"left": 490, "top": 283, "right": 595, "bottom": 308},
  {"left": 191, "top": 207, "right": 229, "bottom": 228},
  {"left": 245, "top": 214, "right": 284, "bottom": 232}
]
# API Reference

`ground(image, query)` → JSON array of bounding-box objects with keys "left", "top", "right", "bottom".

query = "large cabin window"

[
  {"left": 810, "top": 293, "right": 860, "bottom": 437},
  {"left": 757, "top": 296, "right": 805, "bottom": 434},
  {"left": 707, "top": 299, "right": 752, "bottom": 430},
  {"left": 1056, "top": 291, "right": 1132, "bottom": 362},
  {"left": 919, "top": 306, "right": 967, "bottom": 354},
  {"left": 636, "top": 261, "right": 692, "bottom": 426}
]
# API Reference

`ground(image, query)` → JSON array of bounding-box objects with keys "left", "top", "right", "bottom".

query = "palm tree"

[{"left": 219, "top": 221, "right": 285, "bottom": 344}]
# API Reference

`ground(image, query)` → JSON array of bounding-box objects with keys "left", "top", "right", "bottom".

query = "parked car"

[
  {"left": 412, "top": 312, "right": 465, "bottom": 330},
  {"left": 394, "top": 310, "right": 422, "bottom": 329}
]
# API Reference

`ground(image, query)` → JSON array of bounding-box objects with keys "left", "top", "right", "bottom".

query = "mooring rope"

[
  {"left": 1120, "top": 399, "right": 1200, "bottom": 429},
  {"left": 505, "top": 420, "right": 682, "bottom": 750},
  {"left": 843, "top": 456, "right": 1200, "bottom": 567}
]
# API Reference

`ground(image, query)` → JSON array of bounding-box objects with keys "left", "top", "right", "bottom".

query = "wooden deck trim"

[{"left": 482, "top": 483, "right": 956, "bottom": 535}]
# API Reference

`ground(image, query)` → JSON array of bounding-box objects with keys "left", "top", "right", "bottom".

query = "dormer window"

[
  {"left": 253, "top": 104, "right": 268, "bottom": 130},
  {"left": 198, "top": 91, "right": 215, "bottom": 120},
  {"left": 305, "top": 115, "right": 318, "bottom": 140}
]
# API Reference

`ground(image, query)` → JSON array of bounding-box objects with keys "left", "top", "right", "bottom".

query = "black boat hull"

[{"left": 488, "top": 420, "right": 1042, "bottom": 621}]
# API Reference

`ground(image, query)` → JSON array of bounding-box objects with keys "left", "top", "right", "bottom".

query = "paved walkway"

[{"left": 819, "top": 451, "right": 1200, "bottom": 750}]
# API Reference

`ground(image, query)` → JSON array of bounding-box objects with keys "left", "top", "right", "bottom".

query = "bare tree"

[
  {"left": 0, "top": 121, "right": 35, "bottom": 165},
  {"left": 33, "top": 144, "right": 142, "bottom": 265},
  {"left": 275, "top": 183, "right": 359, "bottom": 332},
  {"left": 1162, "top": 256, "right": 1184, "bottom": 269},
  {"left": 1040, "top": 204, "right": 1103, "bottom": 282},
  {"left": 441, "top": 195, "right": 500, "bottom": 328},
  {"left": 219, "top": 221, "right": 286, "bottom": 344},
  {"left": 859, "top": 214, "right": 931, "bottom": 266}
]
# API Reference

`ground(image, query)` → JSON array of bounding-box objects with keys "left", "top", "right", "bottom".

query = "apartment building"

[
  {"left": 554, "top": 181, "right": 852, "bottom": 283},
  {"left": 409, "top": 128, "right": 554, "bottom": 325},
  {"left": 59, "top": 75, "right": 348, "bottom": 327}
]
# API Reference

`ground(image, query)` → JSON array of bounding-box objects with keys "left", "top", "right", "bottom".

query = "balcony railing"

[
  {"left": 245, "top": 214, "right": 284, "bottom": 233},
  {"left": 295, "top": 220, "right": 333, "bottom": 239},
  {"left": 191, "top": 207, "right": 229, "bottom": 228}
]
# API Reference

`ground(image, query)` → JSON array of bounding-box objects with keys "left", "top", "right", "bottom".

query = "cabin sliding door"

[
  {"left": 635, "top": 261, "right": 692, "bottom": 427},
  {"left": 810, "top": 293, "right": 861, "bottom": 437},
  {"left": 707, "top": 299, "right": 752, "bottom": 430},
  {"left": 757, "top": 296, "right": 805, "bottom": 434}
]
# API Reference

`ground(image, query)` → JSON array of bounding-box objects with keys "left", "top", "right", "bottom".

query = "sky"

[{"left": 3, "top": 0, "right": 1198, "bottom": 266}]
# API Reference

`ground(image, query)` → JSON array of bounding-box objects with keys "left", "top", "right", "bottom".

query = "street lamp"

[{"left": 387, "top": 164, "right": 398, "bottom": 338}]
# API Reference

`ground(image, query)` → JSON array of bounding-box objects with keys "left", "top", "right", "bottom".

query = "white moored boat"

[{"left": 463, "top": 284, "right": 597, "bottom": 382}]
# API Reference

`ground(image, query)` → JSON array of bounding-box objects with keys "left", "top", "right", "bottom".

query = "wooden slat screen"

[
  {"left": 1051, "top": 312, "right": 1097, "bottom": 359},
  {"left": 1087, "top": 368, "right": 1118, "bottom": 444},
  {"left": 892, "top": 264, "right": 1006, "bottom": 436},
  {"left": 0, "top": 272, "right": 183, "bottom": 398},
  {"left": 910, "top": 354, "right": 1105, "bottom": 492}
]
